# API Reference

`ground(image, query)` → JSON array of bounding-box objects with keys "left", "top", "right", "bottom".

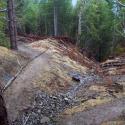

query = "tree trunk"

[
  {"left": 76, "top": 10, "right": 82, "bottom": 46},
  {"left": 78, "top": 11, "right": 82, "bottom": 36},
  {"left": 7, "top": 0, "right": 17, "bottom": 50},
  {"left": 54, "top": 0, "right": 58, "bottom": 36},
  {"left": 0, "top": 95, "right": 9, "bottom": 125}
]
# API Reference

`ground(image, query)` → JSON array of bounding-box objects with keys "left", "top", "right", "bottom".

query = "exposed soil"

[
  {"left": 58, "top": 98, "right": 125, "bottom": 125},
  {"left": 1, "top": 38, "right": 125, "bottom": 125},
  {"left": 4, "top": 43, "right": 50, "bottom": 121}
]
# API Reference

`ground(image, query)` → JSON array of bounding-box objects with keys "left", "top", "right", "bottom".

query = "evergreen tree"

[{"left": 78, "top": 0, "right": 122, "bottom": 61}]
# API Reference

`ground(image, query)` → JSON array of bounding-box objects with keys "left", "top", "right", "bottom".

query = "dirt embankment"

[
  {"left": 0, "top": 46, "right": 29, "bottom": 89},
  {"left": 1, "top": 39, "right": 93, "bottom": 123},
  {"left": 1, "top": 38, "right": 125, "bottom": 125}
]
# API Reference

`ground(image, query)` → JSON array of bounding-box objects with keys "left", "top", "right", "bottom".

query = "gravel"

[
  {"left": 12, "top": 71, "right": 101, "bottom": 125},
  {"left": 12, "top": 90, "right": 77, "bottom": 125}
]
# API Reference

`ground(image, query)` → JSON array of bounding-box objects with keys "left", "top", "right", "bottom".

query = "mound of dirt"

[
  {"left": 3, "top": 38, "right": 125, "bottom": 125},
  {"left": 3, "top": 39, "right": 99, "bottom": 123}
]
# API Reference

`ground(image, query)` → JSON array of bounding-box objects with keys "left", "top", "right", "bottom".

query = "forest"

[
  {"left": 1, "top": 0, "right": 125, "bottom": 125},
  {"left": 0, "top": 0, "right": 125, "bottom": 61}
]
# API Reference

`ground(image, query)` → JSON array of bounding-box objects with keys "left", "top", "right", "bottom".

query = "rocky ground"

[{"left": 1, "top": 38, "right": 125, "bottom": 125}]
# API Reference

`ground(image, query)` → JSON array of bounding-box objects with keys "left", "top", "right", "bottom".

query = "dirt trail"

[
  {"left": 58, "top": 98, "right": 125, "bottom": 125},
  {"left": 18, "top": 42, "right": 43, "bottom": 58},
  {"left": 4, "top": 42, "right": 50, "bottom": 122}
]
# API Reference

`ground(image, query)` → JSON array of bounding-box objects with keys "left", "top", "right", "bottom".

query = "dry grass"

[
  {"left": 28, "top": 39, "right": 91, "bottom": 93},
  {"left": 0, "top": 46, "right": 29, "bottom": 88},
  {"left": 63, "top": 96, "right": 112, "bottom": 115},
  {"left": 101, "top": 120, "right": 125, "bottom": 125}
]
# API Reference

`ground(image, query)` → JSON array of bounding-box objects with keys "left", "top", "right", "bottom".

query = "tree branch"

[
  {"left": 117, "top": 0, "right": 125, "bottom": 7},
  {"left": 0, "top": 9, "right": 7, "bottom": 12}
]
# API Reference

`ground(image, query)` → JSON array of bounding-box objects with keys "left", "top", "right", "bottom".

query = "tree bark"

[{"left": 7, "top": 0, "right": 17, "bottom": 50}]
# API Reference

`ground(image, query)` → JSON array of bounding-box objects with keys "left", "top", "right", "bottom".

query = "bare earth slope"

[
  {"left": 0, "top": 46, "right": 28, "bottom": 89},
  {"left": 3, "top": 39, "right": 89, "bottom": 123},
  {"left": 58, "top": 98, "right": 125, "bottom": 125},
  {"left": 1, "top": 38, "right": 125, "bottom": 125}
]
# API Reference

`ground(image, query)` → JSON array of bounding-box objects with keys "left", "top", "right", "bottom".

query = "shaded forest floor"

[{"left": 1, "top": 37, "right": 125, "bottom": 125}]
